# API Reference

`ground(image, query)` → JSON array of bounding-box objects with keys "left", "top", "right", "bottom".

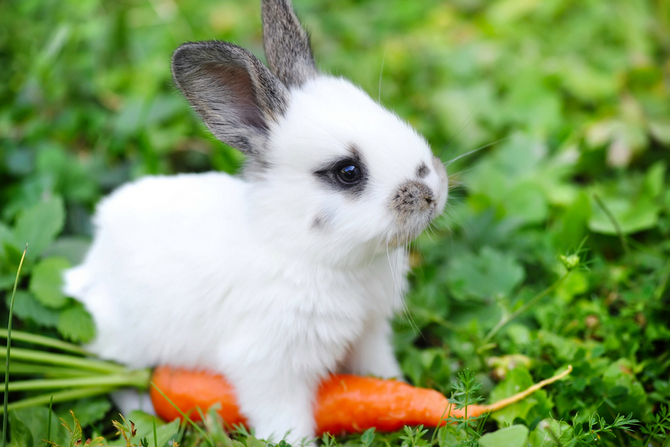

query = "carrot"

[
  {"left": 150, "top": 365, "right": 572, "bottom": 436},
  {"left": 150, "top": 367, "right": 248, "bottom": 427}
]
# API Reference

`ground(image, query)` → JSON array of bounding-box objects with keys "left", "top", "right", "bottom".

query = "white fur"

[{"left": 64, "top": 76, "right": 447, "bottom": 443}]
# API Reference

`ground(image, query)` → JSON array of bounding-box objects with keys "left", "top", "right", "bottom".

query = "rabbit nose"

[{"left": 391, "top": 181, "right": 436, "bottom": 216}]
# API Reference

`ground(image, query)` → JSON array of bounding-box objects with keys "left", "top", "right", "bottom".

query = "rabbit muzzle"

[{"left": 387, "top": 180, "right": 440, "bottom": 246}]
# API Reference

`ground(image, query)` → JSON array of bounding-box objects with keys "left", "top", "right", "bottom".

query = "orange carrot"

[
  {"left": 150, "top": 365, "right": 572, "bottom": 436},
  {"left": 150, "top": 367, "right": 248, "bottom": 427}
]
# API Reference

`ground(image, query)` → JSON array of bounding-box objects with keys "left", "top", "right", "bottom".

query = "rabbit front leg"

[
  {"left": 228, "top": 365, "right": 320, "bottom": 445},
  {"left": 345, "top": 316, "right": 403, "bottom": 379}
]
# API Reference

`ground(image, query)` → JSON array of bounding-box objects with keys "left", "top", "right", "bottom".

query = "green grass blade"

[
  {"left": 46, "top": 394, "right": 53, "bottom": 446},
  {"left": 150, "top": 381, "right": 213, "bottom": 446},
  {"left": 2, "top": 244, "right": 27, "bottom": 447}
]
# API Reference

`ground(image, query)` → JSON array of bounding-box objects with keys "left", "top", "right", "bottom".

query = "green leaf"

[
  {"left": 13, "top": 195, "right": 65, "bottom": 260},
  {"left": 153, "top": 419, "right": 182, "bottom": 447},
  {"left": 588, "top": 195, "right": 660, "bottom": 235},
  {"left": 649, "top": 121, "right": 670, "bottom": 144},
  {"left": 42, "top": 237, "right": 91, "bottom": 265},
  {"left": 57, "top": 302, "right": 96, "bottom": 343},
  {"left": 559, "top": 59, "right": 618, "bottom": 101},
  {"left": 65, "top": 397, "right": 112, "bottom": 428},
  {"left": 125, "top": 410, "right": 167, "bottom": 432},
  {"left": 643, "top": 161, "right": 666, "bottom": 198},
  {"left": 0, "top": 223, "right": 13, "bottom": 249},
  {"left": 554, "top": 192, "right": 591, "bottom": 250},
  {"left": 478, "top": 424, "right": 529, "bottom": 447},
  {"left": 29, "top": 256, "right": 71, "bottom": 308},
  {"left": 5, "top": 147, "right": 34, "bottom": 176},
  {"left": 505, "top": 182, "right": 548, "bottom": 225},
  {"left": 528, "top": 418, "right": 574, "bottom": 447},
  {"left": 537, "top": 331, "right": 580, "bottom": 362},
  {"left": 0, "top": 242, "right": 26, "bottom": 290},
  {"left": 5, "top": 290, "right": 60, "bottom": 328},
  {"left": 8, "top": 410, "right": 33, "bottom": 447},
  {"left": 446, "top": 246, "right": 525, "bottom": 300},
  {"left": 588, "top": 165, "right": 666, "bottom": 235},
  {"left": 246, "top": 435, "right": 267, "bottom": 447},
  {"left": 555, "top": 270, "right": 589, "bottom": 304},
  {"left": 600, "top": 359, "right": 648, "bottom": 417},
  {"left": 361, "top": 427, "right": 376, "bottom": 447},
  {"left": 9, "top": 407, "right": 69, "bottom": 447}
]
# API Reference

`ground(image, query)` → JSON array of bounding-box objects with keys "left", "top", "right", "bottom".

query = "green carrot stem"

[
  {"left": 0, "top": 362, "right": 97, "bottom": 377},
  {"left": 0, "top": 386, "right": 117, "bottom": 414},
  {"left": 6, "top": 369, "right": 150, "bottom": 392},
  {"left": 0, "top": 329, "right": 89, "bottom": 356},
  {"left": 0, "top": 348, "right": 126, "bottom": 374}
]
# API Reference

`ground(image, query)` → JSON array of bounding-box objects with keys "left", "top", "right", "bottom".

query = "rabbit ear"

[
  {"left": 172, "top": 41, "right": 289, "bottom": 156},
  {"left": 262, "top": 0, "right": 318, "bottom": 87}
]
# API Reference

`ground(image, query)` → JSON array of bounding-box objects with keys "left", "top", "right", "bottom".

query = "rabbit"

[{"left": 63, "top": 0, "right": 448, "bottom": 443}]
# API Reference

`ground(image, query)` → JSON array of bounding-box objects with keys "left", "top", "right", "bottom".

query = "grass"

[
  {"left": 2, "top": 245, "right": 27, "bottom": 447},
  {"left": 0, "top": 0, "right": 669, "bottom": 445}
]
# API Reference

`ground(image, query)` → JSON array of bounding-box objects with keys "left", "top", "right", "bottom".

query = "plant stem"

[
  {"left": 0, "top": 386, "right": 117, "bottom": 414},
  {"left": 0, "top": 348, "right": 127, "bottom": 374},
  {"left": 0, "top": 362, "right": 97, "bottom": 377},
  {"left": 3, "top": 244, "right": 27, "bottom": 447},
  {"left": 654, "top": 260, "right": 670, "bottom": 301},
  {"left": 484, "top": 272, "right": 570, "bottom": 344},
  {"left": 592, "top": 193, "right": 630, "bottom": 257},
  {"left": 6, "top": 369, "right": 150, "bottom": 392},
  {"left": 484, "top": 365, "right": 573, "bottom": 412},
  {"left": 0, "top": 329, "right": 89, "bottom": 356}
]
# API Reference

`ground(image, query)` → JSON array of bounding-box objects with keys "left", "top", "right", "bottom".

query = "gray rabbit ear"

[
  {"left": 172, "top": 41, "right": 289, "bottom": 156},
  {"left": 262, "top": 0, "right": 318, "bottom": 87}
]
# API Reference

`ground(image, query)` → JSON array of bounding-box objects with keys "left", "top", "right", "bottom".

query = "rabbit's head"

[{"left": 172, "top": 0, "right": 448, "bottom": 266}]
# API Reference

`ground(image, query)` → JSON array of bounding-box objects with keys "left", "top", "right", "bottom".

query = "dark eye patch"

[{"left": 313, "top": 146, "right": 368, "bottom": 196}]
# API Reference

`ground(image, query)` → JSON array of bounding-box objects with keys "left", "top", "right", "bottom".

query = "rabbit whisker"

[
  {"left": 399, "top": 238, "right": 425, "bottom": 342},
  {"left": 378, "top": 43, "right": 388, "bottom": 102},
  {"left": 438, "top": 108, "right": 477, "bottom": 158},
  {"left": 443, "top": 133, "right": 515, "bottom": 167},
  {"left": 302, "top": 116, "right": 349, "bottom": 148},
  {"left": 386, "top": 242, "right": 420, "bottom": 338}
]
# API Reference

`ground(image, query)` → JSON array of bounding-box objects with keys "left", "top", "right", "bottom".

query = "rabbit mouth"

[
  {"left": 386, "top": 179, "right": 440, "bottom": 247},
  {"left": 386, "top": 208, "right": 436, "bottom": 248}
]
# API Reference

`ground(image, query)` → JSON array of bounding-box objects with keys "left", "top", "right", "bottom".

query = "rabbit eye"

[
  {"left": 314, "top": 152, "right": 367, "bottom": 195},
  {"left": 337, "top": 164, "right": 362, "bottom": 184}
]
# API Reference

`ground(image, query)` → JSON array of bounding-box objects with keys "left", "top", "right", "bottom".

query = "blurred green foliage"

[{"left": 1, "top": 0, "right": 669, "bottom": 445}]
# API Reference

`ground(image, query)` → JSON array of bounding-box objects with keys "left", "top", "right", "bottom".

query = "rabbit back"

[{"left": 64, "top": 172, "right": 253, "bottom": 367}]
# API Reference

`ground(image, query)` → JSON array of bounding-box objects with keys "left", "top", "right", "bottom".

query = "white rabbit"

[{"left": 63, "top": 0, "right": 448, "bottom": 443}]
